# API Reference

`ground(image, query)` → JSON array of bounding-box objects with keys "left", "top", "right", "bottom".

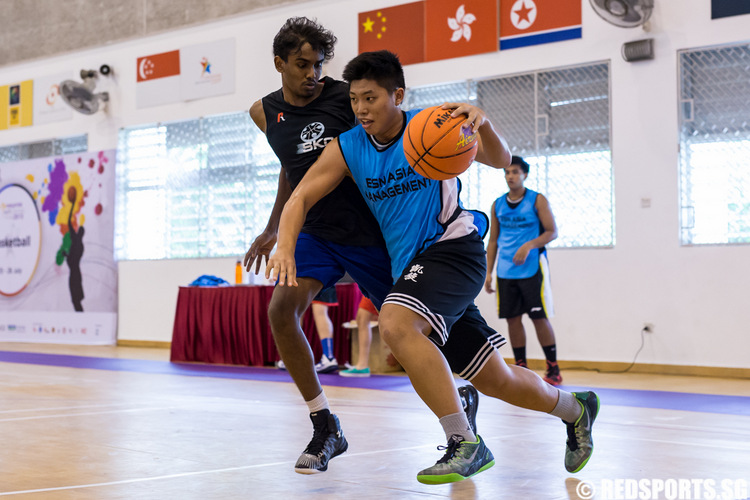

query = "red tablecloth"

[{"left": 170, "top": 282, "right": 362, "bottom": 366}]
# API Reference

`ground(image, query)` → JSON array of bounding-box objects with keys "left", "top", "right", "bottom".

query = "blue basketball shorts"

[
  {"left": 294, "top": 232, "right": 392, "bottom": 310},
  {"left": 311, "top": 286, "right": 338, "bottom": 305}
]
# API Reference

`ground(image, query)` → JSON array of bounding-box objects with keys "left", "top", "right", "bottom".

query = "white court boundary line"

[
  {"left": 0, "top": 431, "right": 541, "bottom": 496},
  {"left": 0, "top": 442, "right": 441, "bottom": 496},
  {"left": 0, "top": 403, "right": 137, "bottom": 414},
  {"left": 0, "top": 407, "right": 173, "bottom": 422}
]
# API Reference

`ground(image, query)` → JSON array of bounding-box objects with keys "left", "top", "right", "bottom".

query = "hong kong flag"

[
  {"left": 358, "top": 2, "right": 426, "bottom": 65},
  {"left": 425, "top": 0, "right": 499, "bottom": 62}
]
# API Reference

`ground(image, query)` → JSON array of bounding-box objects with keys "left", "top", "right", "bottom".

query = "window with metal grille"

[
  {"left": 404, "top": 62, "right": 613, "bottom": 248},
  {"left": 0, "top": 134, "right": 88, "bottom": 163},
  {"left": 679, "top": 43, "right": 750, "bottom": 245},
  {"left": 115, "top": 112, "right": 279, "bottom": 260}
]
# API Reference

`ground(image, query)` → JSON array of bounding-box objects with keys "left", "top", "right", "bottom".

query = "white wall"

[{"left": 2, "top": 0, "right": 749, "bottom": 368}]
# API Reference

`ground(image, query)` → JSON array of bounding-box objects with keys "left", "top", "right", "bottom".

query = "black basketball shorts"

[
  {"left": 383, "top": 232, "right": 506, "bottom": 380},
  {"left": 496, "top": 252, "right": 554, "bottom": 320}
]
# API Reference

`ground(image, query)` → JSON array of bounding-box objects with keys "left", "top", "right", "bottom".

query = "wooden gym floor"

[{"left": 1, "top": 342, "right": 749, "bottom": 500}]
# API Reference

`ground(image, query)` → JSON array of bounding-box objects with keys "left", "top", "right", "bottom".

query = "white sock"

[
  {"left": 306, "top": 391, "right": 330, "bottom": 414},
  {"left": 550, "top": 390, "right": 583, "bottom": 423},
  {"left": 439, "top": 411, "right": 477, "bottom": 442}
]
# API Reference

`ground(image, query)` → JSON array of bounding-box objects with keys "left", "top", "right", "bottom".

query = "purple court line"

[
  {"left": 2, "top": 350, "right": 749, "bottom": 417},
  {"left": 0, "top": 350, "right": 414, "bottom": 391}
]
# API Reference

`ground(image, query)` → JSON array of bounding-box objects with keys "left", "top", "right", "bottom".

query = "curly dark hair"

[{"left": 272, "top": 17, "right": 337, "bottom": 62}]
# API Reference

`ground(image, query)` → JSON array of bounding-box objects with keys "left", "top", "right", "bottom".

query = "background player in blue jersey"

[
  {"left": 267, "top": 50, "right": 600, "bottom": 483},
  {"left": 485, "top": 155, "right": 563, "bottom": 385},
  {"left": 243, "top": 19, "right": 479, "bottom": 476}
]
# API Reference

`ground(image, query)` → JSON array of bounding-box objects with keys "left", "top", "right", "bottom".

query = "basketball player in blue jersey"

[
  {"left": 242, "top": 19, "right": 478, "bottom": 475},
  {"left": 267, "top": 50, "right": 600, "bottom": 483},
  {"left": 485, "top": 155, "right": 563, "bottom": 385}
]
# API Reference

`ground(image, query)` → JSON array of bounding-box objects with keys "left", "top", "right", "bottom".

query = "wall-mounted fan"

[
  {"left": 590, "top": 0, "right": 654, "bottom": 28},
  {"left": 60, "top": 66, "right": 111, "bottom": 115}
]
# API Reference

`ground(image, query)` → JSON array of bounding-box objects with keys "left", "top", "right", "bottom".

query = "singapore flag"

[{"left": 135, "top": 49, "right": 181, "bottom": 108}]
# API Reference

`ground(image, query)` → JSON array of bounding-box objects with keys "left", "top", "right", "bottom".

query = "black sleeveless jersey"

[{"left": 262, "top": 77, "right": 384, "bottom": 246}]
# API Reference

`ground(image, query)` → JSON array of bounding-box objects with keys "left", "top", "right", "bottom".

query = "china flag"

[
  {"left": 358, "top": 2, "right": 426, "bottom": 65},
  {"left": 425, "top": 0, "right": 499, "bottom": 62}
]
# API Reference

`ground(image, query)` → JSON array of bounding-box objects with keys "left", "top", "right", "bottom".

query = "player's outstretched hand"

[
  {"left": 244, "top": 230, "right": 277, "bottom": 274},
  {"left": 265, "top": 247, "right": 298, "bottom": 287}
]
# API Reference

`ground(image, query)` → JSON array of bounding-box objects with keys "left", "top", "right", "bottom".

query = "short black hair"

[
  {"left": 342, "top": 50, "right": 406, "bottom": 94},
  {"left": 273, "top": 17, "right": 337, "bottom": 62},
  {"left": 511, "top": 155, "right": 530, "bottom": 174}
]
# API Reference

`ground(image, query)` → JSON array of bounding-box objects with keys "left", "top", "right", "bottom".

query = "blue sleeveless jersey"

[
  {"left": 338, "top": 109, "right": 478, "bottom": 282},
  {"left": 495, "top": 189, "right": 543, "bottom": 279}
]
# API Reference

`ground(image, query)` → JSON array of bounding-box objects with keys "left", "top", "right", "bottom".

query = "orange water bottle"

[{"left": 235, "top": 261, "right": 243, "bottom": 285}]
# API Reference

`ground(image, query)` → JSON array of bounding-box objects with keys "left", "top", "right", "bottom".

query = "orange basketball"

[{"left": 403, "top": 105, "right": 479, "bottom": 180}]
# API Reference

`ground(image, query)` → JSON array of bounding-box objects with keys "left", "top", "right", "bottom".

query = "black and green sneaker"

[
  {"left": 564, "top": 391, "right": 600, "bottom": 473},
  {"left": 416, "top": 434, "right": 495, "bottom": 484}
]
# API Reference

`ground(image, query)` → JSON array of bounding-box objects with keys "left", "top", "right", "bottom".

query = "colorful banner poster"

[
  {"left": 136, "top": 49, "right": 182, "bottom": 108},
  {"left": 359, "top": 2, "right": 426, "bottom": 65},
  {"left": 0, "top": 184, "right": 41, "bottom": 297},
  {"left": 711, "top": 0, "right": 750, "bottom": 19},
  {"left": 180, "top": 38, "right": 236, "bottom": 101},
  {"left": 0, "top": 150, "right": 117, "bottom": 344},
  {"left": 500, "top": 0, "right": 582, "bottom": 50},
  {"left": 425, "top": 0, "right": 499, "bottom": 62},
  {"left": 0, "top": 80, "right": 33, "bottom": 130},
  {"left": 33, "top": 73, "right": 73, "bottom": 125}
]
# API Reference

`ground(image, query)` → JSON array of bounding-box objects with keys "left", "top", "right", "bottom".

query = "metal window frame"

[
  {"left": 678, "top": 40, "right": 750, "bottom": 246},
  {"left": 115, "top": 112, "right": 280, "bottom": 261}
]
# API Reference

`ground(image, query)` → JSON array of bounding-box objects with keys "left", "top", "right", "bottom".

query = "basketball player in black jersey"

[
  {"left": 243, "top": 17, "right": 402, "bottom": 475},
  {"left": 244, "top": 17, "right": 481, "bottom": 476}
]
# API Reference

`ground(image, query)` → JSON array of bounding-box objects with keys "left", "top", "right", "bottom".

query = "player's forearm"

[
  {"left": 263, "top": 171, "right": 292, "bottom": 233},
  {"left": 264, "top": 192, "right": 290, "bottom": 234},
  {"left": 275, "top": 193, "right": 310, "bottom": 254},
  {"left": 527, "top": 230, "right": 558, "bottom": 249},
  {"left": 477, "top": 121, "right": 511, "bottom": 169},
  {"left": 485, "top": 242, "right": 498, "bottom": 272}
]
